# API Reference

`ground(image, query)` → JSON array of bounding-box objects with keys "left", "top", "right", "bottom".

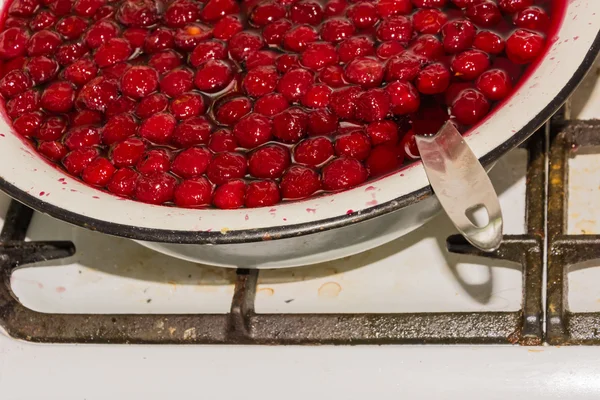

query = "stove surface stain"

[{"left": 318, "top": 282, "right": 342, "bottom": 298}]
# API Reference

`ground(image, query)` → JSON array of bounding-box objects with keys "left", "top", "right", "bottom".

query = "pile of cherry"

[{"left": 0, "top": 0, "right": 554, "bottom": 209}]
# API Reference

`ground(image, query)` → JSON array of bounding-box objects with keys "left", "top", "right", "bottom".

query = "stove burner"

[{"left": 0, "top": 128, "right": 549, "bottom": 345}]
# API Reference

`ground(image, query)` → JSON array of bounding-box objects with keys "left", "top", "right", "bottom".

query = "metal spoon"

[{"left": 415, "top": 121, "right": 503, "bottom": 252}]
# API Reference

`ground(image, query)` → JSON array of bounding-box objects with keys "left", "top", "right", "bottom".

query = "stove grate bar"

[{"left": 546, "top": 119, "right": 600, "bottom": 345}]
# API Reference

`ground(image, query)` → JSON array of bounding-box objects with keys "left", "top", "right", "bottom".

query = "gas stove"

[{"left": 2, "top": 57, "right": 600, "bottom": 398}]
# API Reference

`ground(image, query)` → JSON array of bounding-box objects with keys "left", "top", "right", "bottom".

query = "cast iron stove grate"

[{"left": 0, "top": 131, "right": 547, "bottom": 345}]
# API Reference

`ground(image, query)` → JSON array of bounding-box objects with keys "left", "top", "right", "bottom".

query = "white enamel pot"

[{"left": 0, "top": 0, "right": 599, "bottom": 268}]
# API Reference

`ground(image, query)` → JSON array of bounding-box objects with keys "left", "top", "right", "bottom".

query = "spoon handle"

[{"left": 415, "top": 121, "right": 503, "bottom": 252}]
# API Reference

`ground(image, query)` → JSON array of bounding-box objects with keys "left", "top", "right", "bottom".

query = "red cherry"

[
  {"left": 170, "top": 92, "right": 206, "bottom": 120},
  {"left": 105, "top": 96, "right": 136, "bottom": 118},
  {"left": 102, "top": 113, "right": 137, "bottom": 145},
  {"left": 117, "top": 0, "right": 161, "bottom": 27},
  {"left": 276, "top": 53, "right": 300, "bottom": 73},
  {"left": 55, "top": 42, "right": 89, "bottom": 66},
  {"left": 416, "top": 63, "right": 450, "bottom": 94},
  {"left": 375, "top": 15, "right": 412, "bottom": 42},
  {"left": 108, "top": 168, "right": 139, "bottom": 197},
  {"left": 190, "top": 40, "right": 227, "bottom": 67},
  {"left": 199, "top": 0, "right": 239, "bottom": 22},
  {"left": 465, "top": 1, "right": 502, "bottom": 27},
  {"left": 263, "top": 19, "right": 292, "bottom": 46},
  {"left": 84, "top": 20, "right": 120, "bottom": 49},
  {"left": 13, "top": 112, "right": 43, "bottom": 137},
  {"left": 377, "top": 0, "right": 412, "bottom": 18},
  {"left": 29, "top": 11, "right": 57, "bottom": 31},
  {"left": 63, "top": 57, "right": 97, "bottom": 86},
  {"left": 277, "top": 68, "right": 314, "bottom": 101},
  {"left": 172, "top": 117, "right": 213, "bottom": 147},
  {"left": 73, "top": 0, "right": 105, "bottom": 17},
  {"left": 63, "top": 147, "right": 99, "bottom": 175},
  {"left": 451, "top": 50, "right": 491, "bottom": 80},
  {"left": 110, "top": 138, "right": 146, "bottom": 168},
  {"left": 366, "top": 145, "right": 401, "bottom": 176},
  {"left": 451, "top": 88, "right": 490, "bottom": 125},
  {"left": 41, "top": 81, "right": 74, "bottom": 112},
  {"left": 506, "top": 29, "right": 545, "bottom": 64},
  {"left": 412, "top": 0, "right": 447, "bottom": 7},
  {"left": 347, "top": 2, "right": 379, "bottom": 29},
  {"left": 121, "top": 66, "right": 159, "bottom": 99},
  {"left": 174, "top": 177, "right": 213, "bottom": 207},
  {"left": 255, "top": 93, "right": 289, "bottom": 116},
  {"left": 473, "top": 31, "right": 505, "bottom": 55},
  {"left": 302, "top": 84, "right": 332, "bottom": 108},
  {"left": 355, "top": 88, "right": 390, "bottom": 122},
  {"left": 82, "top": 157, "right": 116, "bottom": 186},
  {"left": 124, "top": 27, "right": 149, "bottom": 48},
  {"left": 408, "top": 34, "right": 444, "bottom": 61},
  {"left": 193, "top": 60, "right": 234, "bottom": 93},
  {"left": 206, "top": 152, "right": 247, "bottom": 185},
  {"left": 273, "top": 108, "right": 309, "bottom": 143},
  {"left": 376, "top": 40, "right": 406, "bottom": 59},
  {"left": 136, "top": 93, "right": 169, "bottom": 118},
  {"left": 250, "top": 1, "right": 287, "bottom": 27},
  {"left": 229, "top": 31, "right": 265, "bottom": 61},
  {"left": 294, "top": 136, "right": 334, "bottom": 166},
  {"left": 233, "top": 113, "right": 273, "bottom": 148},
  {"left": 337, "top": 36, "right": 375, "bottom": 63},
  {"left": 64, "top": 125, "right": 101, "bottom": 150},
  {"left": 71, "top": 110, "right": 102, "bottom": 126},
  {"left": 39, "top": 141, "right": 68, "bottom": 161},
  {"left": 413, "top": 8, "right": 447, "bottom": 34},
  {"left": 144, "top": 28, "right": 175, "bottom": 53},
  {"left": 283, "top": 25, "right": 318, "bottom": 52},
  {"left": 320, "top": 17, "right": 355, "bottom": 43},
  {"left": 291, "top": 0, "right": 324, "bottom": 25},
  {"left": 366, "top": 120, "right": 399, "bottom": 145},
  {"left": 400, "top": 130, "right": 420, "bottom": 160},
  {"left": 164, "top": 0, "right": 201, "bottom": 28},
  {"left": 499, "top": 0, "right": 533, "bottom": 14},
  {"left": 330, "top": 85, "right": 362, "bottom": 119},
  {"left": 0, "top": 27, "right": 30, "bottom": 59},
  {"left": 322, "top": 157, "right": 368, "bottom": 191},
  {"left": 209, "top": 129, "right": 238, "bottom": 153},
  {"left": 0, "top": 69, "right": 32, "bottom": 98},
  {"left": 94, "top": 38, "right": 132, "bottom": 67},
  {"left": 9, "top": 0, "right": 40, "bottom": 17},
  {"left": 335, "top": 130, "right": 371, "bottom": 160},
  {"left": 77, "top": 76, "right": 119, "bottom": 111},
  {"left": 161, "top": 67, "right": 194, "bottom": 97},
  {"left": 301, "top": 41, "right": 339, "bottom": 70},
  {"left": 171, "top": 146, "right": 212, "bottom": 178},
  {"left": 248, "top": 144, "right": 291, "bottom": 179},
  {"left": 216, "top": 96, "right": 252, "bottom": 126},
  {"left": 386, "top": 80, "right": 420, "bottom": 115},
  {"left": 6, "top": 89, "right": 40, "bottom": 119},
  {"left": 135, "top": 173, "right": 177, "bottom": 205},
  {"left": 280, "top": 165, "right": 321, "bottom": 199},
  {"left": 475, "top": 69, "right": 512, "bottom": 101},
  {"left": 385, "top": 51, "right": 423, "bottom": 82},
  {"left": 308, "top": 109, "right": 338, "bottom": 136},
  {"left": 441, "top": 19, "right": 476, "bottom": 53},
  {"left": 212, "top": 179, "right": 246, "bottom": 209},
  {"left": 148, "top": 50, "right": 182, "bottom": 74},
  {"left": 137, "top": 149, "right": 171, "bottom": 176},
  {"left": 27, "top": 29, "right": 61, "bottom": 56},
  {"left": 213, "top": 15, "right": 243, "bottom": 41},
  {"left": 139, "top": 112, "right": 177, "bottom": 144},
  {"left": 344, "top": 56, "right": 384, "bottom": 88},
  {"left": 245, "top": 180, "right": 280, "bottom": 208},
  {"left": 318, "top": 64, "right": 345, "bottom": 87},
  {"left": 36, "top": 115, "right": 67, "bottom": 141},
  {"left": 243, "top": 65, "right": 279, "bottom": 97}
]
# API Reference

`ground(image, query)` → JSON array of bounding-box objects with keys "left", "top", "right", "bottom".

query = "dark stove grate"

[
  {"left": 0, "top": 130, "right": 547, "bottom": 345},
  {"left": 546, "top": 119, "right": 600, "bottom": 345}
]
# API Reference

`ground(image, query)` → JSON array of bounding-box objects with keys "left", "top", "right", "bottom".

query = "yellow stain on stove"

[
  {"left": 221, "top": 227, "right": 230, "bottom": 234},
  {"left": 258, "top": 287, "right": 275, "bottom": 296},
  {"left": 318, "top": 282, "right": 342, "bottom": 298}
]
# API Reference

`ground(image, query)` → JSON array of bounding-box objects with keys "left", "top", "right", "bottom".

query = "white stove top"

[{"left": 1, "top": 57, "right": 600, "bottom": 400}]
